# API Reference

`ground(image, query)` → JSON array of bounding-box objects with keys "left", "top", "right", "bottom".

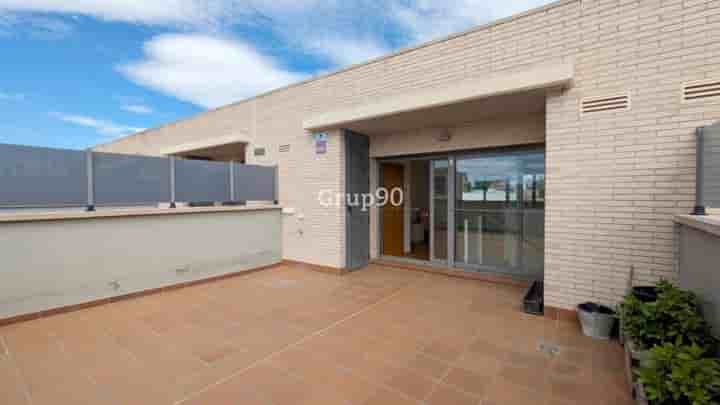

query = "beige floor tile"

[
  {"left": 484, "top": 379, "right": 545, "bottom": 405},
  {"left": 0, "top": 265, "right": 631, "bottom": 405},
  {"left": 497, "top": 364, "right": 547, "bottom": 392},
  {"left": 28, "top": 379, "right": 103, "bottom": 405},
  {"left": 182, "top": 379, "right": 270, "bottom": 405},
  {"left": 442, "top": 367, "right": 493, "bottom": 397},
  {"left": 405, "top": 353, "right": 452, "bottom": 379},
  {"left": 455, "top": 350, "right": 503, "bottom": 377},
  {"left": 361, "top": 386, "right": 420, "bottom": 405},
  {"left": 547, "top": 374, "right": 594, "bottom": 403},
  {"left": 0, "top": 356, "right": 30, "bottom": 404},
  {"left": 426, "top": 383, "right": 480, "bottom": 405},
  {"left": 385, "top": 366, "right": 436, "bottom": 400},
  {"left": 422, "top": 340, "right": 466, "bottom": 362}
]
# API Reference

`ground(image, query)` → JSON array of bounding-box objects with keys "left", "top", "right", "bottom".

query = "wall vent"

[
  {"left": 581, "top": 93, "right": 631, "bottom": 114},
  {"left": 253, "top": 147, "right": 266, "bottom": 157},
  {"left": 683, "top": 79, "right": 720, "bottom": 102},
  {"left": 279, "top": 144, "right": 290, "bottom": 153}
]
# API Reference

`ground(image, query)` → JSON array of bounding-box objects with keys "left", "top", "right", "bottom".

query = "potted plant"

[
  {"left": 618, "top": 280, "right": 717, "bottom": 391},
  {"left": 620, "top": 280, "right": 716, "bottom": 354},
  {"left": 632, "top": 286, "right": 659, "bottom": 303},
  {"left": 619, "top": 291, "right": 656, "bottom": 391},
  {"left": 636, "top": 343, "right": 720, "bottom": 405},
  {"left": 621, "top": 285, "right": 659, "bottom": 344}
]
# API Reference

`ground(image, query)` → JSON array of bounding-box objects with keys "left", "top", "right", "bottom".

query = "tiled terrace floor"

[{"left": 0, "top": 264, "right": 632, "bottom": 405}]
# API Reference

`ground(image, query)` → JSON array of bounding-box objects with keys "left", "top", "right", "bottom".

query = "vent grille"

[
  {"left": 683, "top": 79, "right": 720, "bottom": 102},
  {"left": 253, "top": 147, "right": 266, "bottom": 157},
  {"left": 279, "top": 144, "right": 290, "bottom": 153},
  {"left": 581, "top": 93, "right": 631, "bottom": 114}
]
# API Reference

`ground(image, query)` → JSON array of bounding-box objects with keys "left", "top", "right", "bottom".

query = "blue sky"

[{"left": 0, "top": 0, "right": 553, "bottom": 150}]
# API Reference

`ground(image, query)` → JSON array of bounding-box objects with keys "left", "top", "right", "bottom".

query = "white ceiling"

[{"left": 344, "top": 88, "right": 547, "bottom": 136}]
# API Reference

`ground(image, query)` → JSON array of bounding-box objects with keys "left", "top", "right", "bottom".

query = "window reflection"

[{"left": 455, "top": 150, "right": 545, "bottom": 279}]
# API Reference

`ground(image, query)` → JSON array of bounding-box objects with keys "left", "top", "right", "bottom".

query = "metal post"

[
  {"left": 478, "top": 215, "right": 484, "bottom": 264},
  {"left": 169, "top": 157, "right": 176, "bottom": 208},
  {"left": 229, "top": 161, "right": 236, "bottom": 202},
  {"left": 273, "top": 165, "right": 279, "bottom": 205},
  {"left": 447, "top": 156, "right": 456, "bottom": 267},
  {"left": 693, "top": 127, "right": 707, "bottom": 215},
  {"left": 429, "top": 161, "right": 435, "bottom": 261},
  {"left": 463, "top": 218, "right": 469, "bottom": 264},
  {"left": 85, "top": 150, "right": 95, "bottom": 212}
]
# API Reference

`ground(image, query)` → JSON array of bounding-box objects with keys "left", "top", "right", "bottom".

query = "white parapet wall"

[
  {"left": 675, "top": 215, "right": 720, "bottom": 341},
  {"left": 0, "top": 206, "right": 282, "bottom": 320}
]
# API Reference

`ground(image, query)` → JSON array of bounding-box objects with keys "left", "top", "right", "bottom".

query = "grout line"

[
  {"left": 2, "top": 337, "right": 35, "bottom": 405},
  {"left": 259, "top": 272, "right": 436, "bottom": 405},
  {"left": 0, "top": 335, "right": 8, "bottom": 356},
  {"left": 174, "top": 270, "right": 430, "bottom": 405},
  {"left": 55, "top": 335, "right": 104, "bottom": 391},
  {"left": 421, "top": 314, "right": 492, "bottom": 404}
]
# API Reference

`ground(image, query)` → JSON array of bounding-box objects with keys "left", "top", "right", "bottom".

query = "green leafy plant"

[
  {"left": 638, "top": 343, "right": 720, "bottom": 405},
  {"left": 618, "top": 280, "right": 717, "bottom": 352},
  {"left": 619, "top": 291, "right": 660, "bottom": 349}
]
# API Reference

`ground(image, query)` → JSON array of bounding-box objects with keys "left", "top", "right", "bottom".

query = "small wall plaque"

[{"left": 314, "top": 132, "right": 328, "bottom": 155}]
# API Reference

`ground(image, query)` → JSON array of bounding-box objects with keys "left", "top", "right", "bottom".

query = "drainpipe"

[{"left": 693, "top": 127, "right": 707, "bottom": 215}]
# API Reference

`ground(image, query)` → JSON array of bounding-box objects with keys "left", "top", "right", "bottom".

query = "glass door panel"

[
  {"left": 407, "top": 160, "right": 431, "bottom": 260},
  {"left": 431, "top": 159, "right": 448, "bottom": 261},
  {"left": 522, "top": 173, "right": 545, "bottom": 277},
  {"left": 454, "top": 150, "right": 545, "bottom": 279}
]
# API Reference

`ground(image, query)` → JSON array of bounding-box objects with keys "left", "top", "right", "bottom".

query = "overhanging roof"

[
  {"left": 161, "top": 133, "right": 249, "bottom": 155},
  {"left": 303, "top": 62, "right": 573, "bottom": 131}
]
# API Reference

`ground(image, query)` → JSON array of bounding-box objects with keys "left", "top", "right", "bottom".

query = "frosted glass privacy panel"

[
  {"left": 234, "top": 164, "right": 276, "bottom": 201},
  {"left": 702, "top": 122, "right": 720, "bottom": 209},
  {"left": 175, "top": 159, "right": 230, "bottom": 203},
  {"left": 93, "top": 152, "right": 171, "bottom": 206},
  {"left": 0, "top": 143, "right": 87, "bottom": 207}
]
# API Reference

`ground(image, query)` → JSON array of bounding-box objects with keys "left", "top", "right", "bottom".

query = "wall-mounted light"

[{"left": 436, "top": 128, "right": 452, "bottom": 142}]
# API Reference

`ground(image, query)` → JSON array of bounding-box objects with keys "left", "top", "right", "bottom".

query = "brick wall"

[
  {"left": 544, "top": 0, "right": 720, "bottom": 309},
  {"left": 97, "top": 0, "right": 720, "bottom": 309}
]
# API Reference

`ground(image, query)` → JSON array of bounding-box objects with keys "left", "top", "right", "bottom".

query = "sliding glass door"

[
  {"left": 378, "top": 147, "right": 544, "bottom": 280},
  {"left": 454, "top": 149, "right": 545, "bottom": 279},
  {"left": 430, "top": 159, "right": 449, "bottom": 262}
]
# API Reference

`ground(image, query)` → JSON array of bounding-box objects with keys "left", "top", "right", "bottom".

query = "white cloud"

[
  {"left": 391, "top": 0, "right": 556, "bottom": 42},
  {"left": 0, "top": 0, "right": 557, "bottom": 108},
  {"left": 307, "top": 37, "right": 391, "bottom": 67},
  {"left": 118, "top": 34, "right": 306, "bottom": 108},
  {"left": 0, "top": 0, "right": 321, "bottom": 30},
  {"left": 0, "top": 0, "right": 215, "bottom": 27},
  {"left": 24, "top": 15, "right": 74, "bottom": 39},
  {"left": 50, "top": 112, "right": 144, "bottom": 137},
  {"left": 0, "top": 91, "right": 24, "bottom": 101},
  {"left": 122, "top": 104, "right": 153, "bottom": 114},
  {"left": 0, "top": 13, "right": 73, "bottom": 39}
]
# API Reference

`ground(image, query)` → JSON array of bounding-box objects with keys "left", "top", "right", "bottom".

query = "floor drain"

[{"left": 538, "top": 342, "right": 560, "bottom": 356}]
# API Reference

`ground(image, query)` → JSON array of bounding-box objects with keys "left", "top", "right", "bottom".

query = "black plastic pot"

[
  {"left": 632, "top": 286, "right": 659, "bottom": 302},
  {"left": 523, "top": 281, "right": 543, "bottom": 316},
  {"left": 577, "top": 302, "right": 615, "bottom": 315}
]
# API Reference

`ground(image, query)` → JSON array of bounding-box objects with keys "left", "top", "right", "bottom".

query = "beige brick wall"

[
  {"left": 97, "top": 0, "right": 720, "bottom": 309},
  {"left": 543, "top": 0, "right": 720, "bottom": 309}
]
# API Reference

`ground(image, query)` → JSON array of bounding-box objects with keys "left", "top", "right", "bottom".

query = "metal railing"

[
  {"left": 694, "top": 121, "right": 720, "bottom": 215},
  {"left": 0, "top": 143, "right": 278, "bottom": 211}
]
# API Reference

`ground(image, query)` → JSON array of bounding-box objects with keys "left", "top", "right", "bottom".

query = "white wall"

[{"left": 0, "top": 208, "right": 281, "bottom": 320}]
